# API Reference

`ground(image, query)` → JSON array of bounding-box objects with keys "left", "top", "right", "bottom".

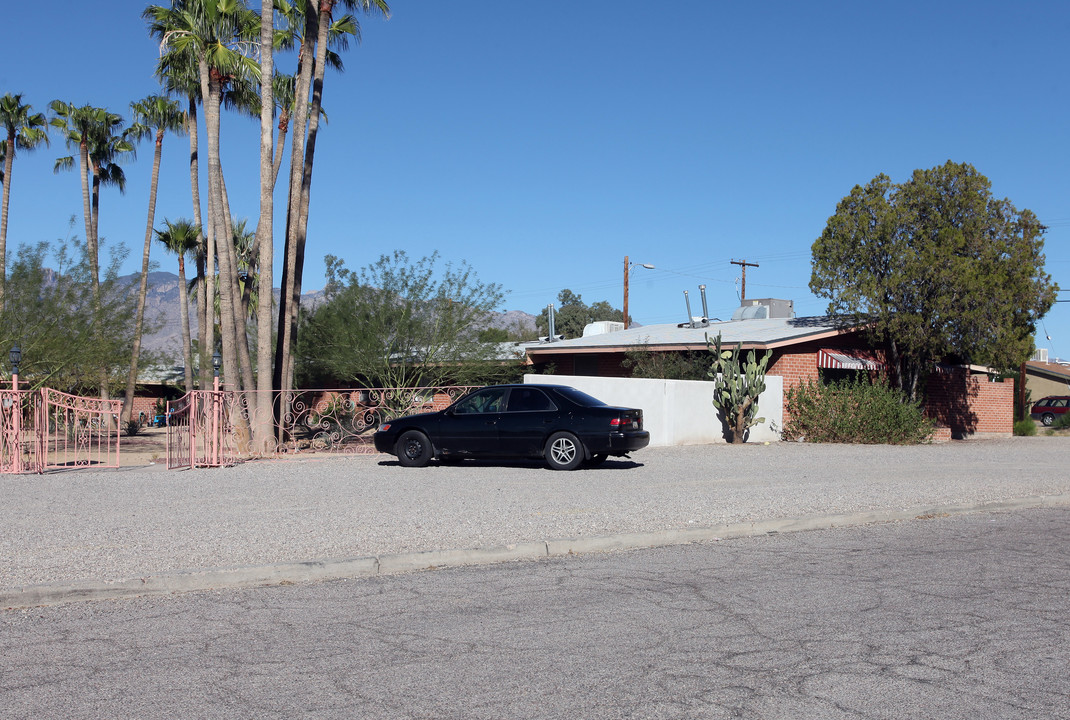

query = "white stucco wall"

[{"left": 524, "top": 374, "right": 784, "bottom": 446}]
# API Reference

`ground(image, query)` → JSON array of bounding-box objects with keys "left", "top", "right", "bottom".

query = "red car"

[{"left": 1030, "top": 396, "right": 1070, "bottom": 426}]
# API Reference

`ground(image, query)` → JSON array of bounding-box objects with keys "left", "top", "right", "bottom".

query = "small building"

[{"left": 524, "top": 299, "right": 1012, "bottom": 440}]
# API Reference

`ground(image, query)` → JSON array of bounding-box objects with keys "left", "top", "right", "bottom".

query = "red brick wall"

[
  {"left": 768, "top": 352, "right": 821, "bottom": 393},
  {"left": 924, "top": 369, "right": 1013, "bottom": 438}
]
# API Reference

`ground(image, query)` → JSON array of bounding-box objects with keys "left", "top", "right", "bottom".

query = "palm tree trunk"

[
  {"left": 255, "top": 0, "right": 276, "bottom": 453},
  {"left": 0, "top": 132, "right": 15, "bottom": 313},
  {"left": 274, "top": 0, "right": 318, "bottom": 397},
  {"left": 187, "top": 98, "right": 211, "bottom": 391},
  {"left": 178, "top": 254, "right": 194, "bottom": 393},
  {"left": 201, "top": 61, "right": 250, "bottom": 450},
  {"left": 122, "top": 129, "right": 165, "bottom": 424}
]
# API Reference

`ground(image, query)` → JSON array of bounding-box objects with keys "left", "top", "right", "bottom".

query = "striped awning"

[{"left": 818, "top": 349, "right": 881, "bottom": 370}]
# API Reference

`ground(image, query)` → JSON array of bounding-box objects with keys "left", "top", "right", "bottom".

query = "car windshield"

[{"left": 554, "top": 387, "right": 607, "bottom": 407}]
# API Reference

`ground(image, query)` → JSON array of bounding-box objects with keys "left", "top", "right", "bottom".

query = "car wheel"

[
  {"left": 546, "top": 431, "right": 584, "bottom": 471},
  {"left": 397, "top": 430, "right": 432, "bottom": 467},
  {"left": 1042, "top": 413, "right": 1055, "bottom": 427},
  {"left": 583, "top": 453, "right": 608, "bottom": 467}
]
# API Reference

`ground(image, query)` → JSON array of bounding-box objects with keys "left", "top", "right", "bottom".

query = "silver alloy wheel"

[{"left": 550, "top": 436, "right": 577, "bottom": 465}]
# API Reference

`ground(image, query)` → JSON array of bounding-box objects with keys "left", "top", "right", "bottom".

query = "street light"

[
  {"left": 623, "top": 255, "right": 655, "bottom": 330},
  {"left": 9, "top": 343, "right": 21, "bottom": 390},
  {"left": 212, "top": 351, "right": 222, "bottom": 377}
]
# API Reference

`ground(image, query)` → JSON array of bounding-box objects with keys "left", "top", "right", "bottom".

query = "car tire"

[
  {"left": 397, "top": 430, "right": 432, "bottom": 467},
  {"left": 583, "top": 453, "right": 608, "bottom": 467},
  {"left": 1042, "top": 413, "right": 1055, "bottom": 427},
  {"left": 546, "top": 431, "right": 584, "bottom": 471}
]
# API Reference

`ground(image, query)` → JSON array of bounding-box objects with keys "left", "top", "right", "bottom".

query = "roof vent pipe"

[
  {"left": 699, "top": 284, "right": 709, "bottom": 321},
  {"left": 683, "top": 291, "right": 696, "bottom": 329},
  {"left": 548, "top": 303, "right": 556, "bottom": 341}
]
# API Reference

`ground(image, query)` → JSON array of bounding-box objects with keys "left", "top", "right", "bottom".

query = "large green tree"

[
  {"left": 535, "top": 289, "right": 626, "bottom": 339},
  {"left": 0, "top": 93, "right": 50, "bottom": 313},
  {"left": 296, "top": 251, "right": 509, "bottom": 389},
  {"left": 0, "top": 232, "right": 146, "bottom": 394},
  {"left": 810, "top": 161, "right": 1058, "bottom": 400},
  {"left": 121, "top": 95, "right": 186, "bottom": 422}
]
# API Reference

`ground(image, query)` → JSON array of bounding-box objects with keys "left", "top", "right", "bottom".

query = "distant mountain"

[{"left": 123, "top": 272, "right": 538, "bottom": 359}]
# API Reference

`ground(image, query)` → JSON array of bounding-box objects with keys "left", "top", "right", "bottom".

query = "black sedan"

[{"left": 373, "top": 384, "right": 650, "bottom": 470}]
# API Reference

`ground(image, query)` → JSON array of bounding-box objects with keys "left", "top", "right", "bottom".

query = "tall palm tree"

[
  {"left": 145, "top": 0, "right": 259, "bottom": 449},
  {"left": 275, "top": 0, "right": 389, "bottom": 397},
  {"left": 150, "top": 31, "right": 214, "bottom": 393},
  {"left": 155, "top": 218, "right": 201, "bottom": 392},
  {"left": 50, "top": 101, "right": 133, "bottom": 399},
  {"left": 0, "top": 93, "right": 50, "bottom": 313},
  {"left": 121, "top": 95, "right": 187, "bottom": 423}
]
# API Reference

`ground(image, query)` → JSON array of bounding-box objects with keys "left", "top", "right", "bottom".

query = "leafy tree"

[
  {"left": 296, "top": 251, "right": 513, "bottom": 389},
  {"left": 622, "top": 348, "right": 710, "bottom": 380},
  {"left": 121, "top": 95, "right": 186, "bottom": 423},
  {"left": 811, "top": 161, "right": 1058, "bottom": 401},
  {"left": 0, "top": 93, "right": 50, "bottom": 313},
  {"left": 535, "top": 289, "right": 626, "bottom": 339},
  {"left": 0, "top": 231, "right": 151, "bottom": 394}
]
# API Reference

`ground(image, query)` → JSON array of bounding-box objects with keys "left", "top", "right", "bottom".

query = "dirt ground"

[{"left": 120, "top": 426, "right": 169, "bottom": 466}]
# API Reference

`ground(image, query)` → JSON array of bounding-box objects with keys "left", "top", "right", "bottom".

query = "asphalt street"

[{"left": 2, "top": 507, "right": 1068, "bottom": 719}]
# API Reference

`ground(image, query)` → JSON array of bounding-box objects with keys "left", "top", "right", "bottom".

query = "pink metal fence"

[
  {"left": 0, "top": 388, "right": 121, "bottom": 473},
  {"left": 166, "top": 385, "right": 479, "bottom": 468}
]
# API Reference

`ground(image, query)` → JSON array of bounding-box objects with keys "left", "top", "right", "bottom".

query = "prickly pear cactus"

[{"left": 707, "top": 332, "right": 772, "bottom": 444}]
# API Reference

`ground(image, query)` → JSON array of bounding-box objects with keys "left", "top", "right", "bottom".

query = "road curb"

[{"left": 5, "top": 493, "right": 1070, "bottom": 610}]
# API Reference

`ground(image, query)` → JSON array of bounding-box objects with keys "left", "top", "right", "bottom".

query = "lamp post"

[
  {"left": 9, "top": 343, "right": 21, "bottom": 391},
  {"left": 623, "top": 256, "right": 655, "bottom": 330},
  {"left": 212, "top": 350, "right": 222, "bottom": 391}
]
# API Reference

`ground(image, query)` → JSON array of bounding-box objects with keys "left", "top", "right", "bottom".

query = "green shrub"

[
  {"left": 783, "top": 378, "right": 933, "bottom": 444},
  {"left": 1013, "top": 419, "right": 1037, "bottom": 436},
  {"left": 1053, "top": 413, "right": 1070, "bottom": 430}
]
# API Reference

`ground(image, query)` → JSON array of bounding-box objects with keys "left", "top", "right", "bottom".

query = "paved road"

[{"left": 3, "top": 507, "right": 1068, "bottom": 719}]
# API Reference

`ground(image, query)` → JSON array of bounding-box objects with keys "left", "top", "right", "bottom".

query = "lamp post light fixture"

[
  {"left": 623, "top": 256, "right": 655, "bottom": 330},
  {"left": 9, "top": 343, "right": 21, "bottom": 390},
  {"left": 212, "top": 350, "right": 222, "bottom": 392}
]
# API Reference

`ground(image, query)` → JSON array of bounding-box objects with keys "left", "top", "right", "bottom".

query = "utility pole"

[{"left": 731, "top": 259, "right": 759, "bottom": 301}]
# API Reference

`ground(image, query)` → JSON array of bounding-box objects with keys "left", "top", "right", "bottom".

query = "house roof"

[
  {"left": 1026, "top": 359, "right": 1070, "bottom": 382},
  {"left": 525, "top": 315, "right": 855, "bottom": 356}
]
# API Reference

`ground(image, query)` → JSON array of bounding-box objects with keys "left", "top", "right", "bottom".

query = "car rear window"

[{"left": 554, "top": 387, "right": 607, "bottom": 407}]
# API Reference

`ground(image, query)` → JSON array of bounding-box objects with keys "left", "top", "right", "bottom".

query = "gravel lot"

[{"left": 2, "top": 438, "right": 1068, "bottom": 590}]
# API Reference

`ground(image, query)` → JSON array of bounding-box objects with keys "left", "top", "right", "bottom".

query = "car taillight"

[{"left": 610, "top": 417, "right": 622, "bottom": 427}]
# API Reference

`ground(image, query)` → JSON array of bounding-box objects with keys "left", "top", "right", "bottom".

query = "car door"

[
  {"left": 435, "top": 387, "right": 507, "bottom": 456},
  {"left": 497, "top": 387, "right": 559, "bottom": 457}
]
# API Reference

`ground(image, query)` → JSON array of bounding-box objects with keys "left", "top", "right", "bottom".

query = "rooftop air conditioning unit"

[{"left": 1032, "top": 348, "right": 1049, "bottom": 363}]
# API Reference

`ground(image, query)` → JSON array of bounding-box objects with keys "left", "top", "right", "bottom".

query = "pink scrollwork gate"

[
  {"left": 38, "top": 389, "right": 122, "bottom": 470},
  {"left": 0, "top": 388, "right": 121, "bottom": 473},
  {"left": 166, "top": 390, "right": 236, "bottom": 469}
]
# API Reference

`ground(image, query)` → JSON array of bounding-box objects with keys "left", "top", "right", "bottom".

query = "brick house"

[{"left": 524, "top": 301, "right": 1011, "bottom": 439}]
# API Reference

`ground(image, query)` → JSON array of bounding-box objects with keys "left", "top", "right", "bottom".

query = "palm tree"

[
  {"left": 150, "top": 29, "right": 214, "bottom": 393},
  {"left": 50, "top": 101, "right": 133, "bottom": 399},
  {"left": 121, "top": 95, "right": 187, "bottom": 423},
  {"left": 145, "top": 0, "right": 259, "bottom": 449},
  {"left": 275, "top": 0, "right": 389, "bottom": 397},
  {"left": 0, "top": 93, "right": 50, "bottom": 313},
  {"left": 155, "top": 219, "right": 201, "bottom": 392}
]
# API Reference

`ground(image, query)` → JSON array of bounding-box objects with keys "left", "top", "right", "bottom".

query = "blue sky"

[{"left": 2, "top": 1, "right": 1069, "bottom": 357}]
